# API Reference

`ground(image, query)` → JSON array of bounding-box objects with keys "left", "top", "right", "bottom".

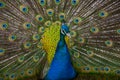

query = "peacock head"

[{"left": 61, "top": 20, "right": 71, "bottom": 38}]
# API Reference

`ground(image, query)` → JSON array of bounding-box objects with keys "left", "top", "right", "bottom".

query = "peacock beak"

[{"left": 66, "top": 33, "right": 71, "bottom": 38}]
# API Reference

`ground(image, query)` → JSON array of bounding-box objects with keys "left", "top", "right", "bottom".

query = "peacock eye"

[
  {"left": 0, "top": 1, "right": 5, "bottom": 8},
  {"left": 116, "top": 70, "right": 120, "bottom": 75},
  {"left": 39, "top": 27, "right": 45, "bottom": 33},
  {"left": 5, "top": 73, "right": 9, "bottom": 78},
  {"left": 27, "top": 69, "right": 33, "bottom": 76},
  {"left": 18, "top": 56, "right": 25, "bottom": 62},
  {"left": 70, "top": 31, "right": 77, "bottom": 37},
  {"left": 36, "top": 15, "right": 44, "bottom": 22},
  {"left": 56, "top": 0, "right": 60, "bottom": 2},
  {"left": 73, "top": 17, "right": 82, "bottom": 24},
  {"left": 60, "top": 15, "right": 64, "bottom": 18},
  {"left": 0, "top": 2, "right": 2, "bottom": 6},
  {"left": 99, "top": 11, "right": 108, "bottom": 18},
  {"left": 41, "top": 0, "right": 44, "bottom": 3},
  {"left": 26, "top": 43, "right": 30, "bottom": 46},
  {"left": 83, "top": 66, "right": 91, "bottom": 72},
  {"left": 33, "top": 34, "right": 40, "bottom": 41},
  {"left": 2, "top": 23, "right": 8, "bottom": 28},
  {"left": 0, "top": 48, "right": 5, "bottom": 56},
  {"left": 78, "top": 37, "right": 85, "bottom": 44},
  {"left": 104, "top": 67, "right": 110, "bottom": 72},
  {"left": 117, "top": 29, "right": 120, "bottom": 34},
  {"left": 3, "top": 24, "right": 6, "bottom": 27},
  {"left": 8, "top": 35, "right": 17, "bottom": 42},
  {"left": 23, "top": 23, "right": 32, "bottom": 29},
  {"left": 99, "top": 12, "right": 104, "bottom": 16},
  {"left": 47, "top": 9, "right": 54, "bottom": 16},
  {"left": 40, "top": 0, "right": 46, "bottom": 6},
  {"left": 45, "top": 21, "right": 51, "bottom": 27},
  {"left": 0, "top": 22, "right": 8, "bottom": 30},
  {"left": 85, "top": 67, "right": 89, "bottom": 70},
  {"left": 74, "top": 52, "right": 80, "bottom": 58},
  {"left": 59, "top": 13, "right": 65, "bottom": 20},
  {"left": 73, "top": 0, "right": 76, "bottom": 3},
  {"left": 105, "top": 40, "right": 113, "bottom": 47},
  {"left": 23, "top": 8, "right": 27, "bottom": 11},
  {"left": 90, "top": 27, "right": 99, "bottom": 34},
  {"left": 33, "top": 55, "right": 39, "bottom": 62},
  {"left": 48, "top": 11, "right": 52, "bottom": 14},
  {"left": 26, "top": 24, "right": 30, "bottom": 27},
  {"left": 54, "top": 0, "right": 61, "bottom": 4},
  {"left": 39, "top": 17, "right": 42, "bottom": 20},
  {"left": 77, "top": 63, "right": 80, "bottom": 67},
  {"left": 94, "top": 67, "right": 99, "bottom": 72},
  {"left": 87, "top": 50, "right": 94, "bottom": 57},
  {"left": 28, "top": 71, "right": 31, "bottom": 74},
  {"left": 71, "top": 0, "right": 79, "bottom": 5},
  {"left": 105, "top": 68, "right": 108, "bottom": 71},
  {"left": 20, "top": 5, "right": 29, "bottom": 13},
  {"left": 10, "top": 74, "right": 16, "bottom": 79},
  {"left": 20, "top": 71, "right": 24, "bottom": 76}
]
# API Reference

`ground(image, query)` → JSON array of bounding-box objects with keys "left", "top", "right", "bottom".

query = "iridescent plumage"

[{"left": 0, "top": 0, "right": 120, "bottom": 80}]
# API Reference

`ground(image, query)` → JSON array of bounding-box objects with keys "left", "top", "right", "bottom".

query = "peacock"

[{"left": 0, "top": 0, "right": 120, "bottom": 80}]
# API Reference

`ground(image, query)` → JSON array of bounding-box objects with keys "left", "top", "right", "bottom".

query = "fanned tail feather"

[{"left": 0, "top": 0, "right": 120, "bottom": 80}]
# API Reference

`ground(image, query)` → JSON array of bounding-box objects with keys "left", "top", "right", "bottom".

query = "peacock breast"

[{"left": 46, "top": 39, "right": 76, "bottom": 80}]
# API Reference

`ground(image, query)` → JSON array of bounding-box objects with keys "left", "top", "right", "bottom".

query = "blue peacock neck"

[
  {"left": 57, "top": 33, "right": 66, "bottom": 48},
  {"left": 60, "top": 33, "right": 65, "bottom": 42}
]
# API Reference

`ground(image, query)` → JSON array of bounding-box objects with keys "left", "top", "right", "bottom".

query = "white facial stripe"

[
  {"left": 61, "top": 29, "right": 71, "bottom": 38},
  {"left": 61, "top": 29, "right": 65, "bottom": 35},
  {"left": 63, "top": 29, "right": 67, "bottom": 34}
]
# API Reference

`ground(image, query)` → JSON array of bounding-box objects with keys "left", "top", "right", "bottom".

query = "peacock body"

[
  {"left": 45, "top": 24, "right": 76, "bottom": 80},
  {"left": 0, "top": 0, "right": 120, "bottom": 80}
]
